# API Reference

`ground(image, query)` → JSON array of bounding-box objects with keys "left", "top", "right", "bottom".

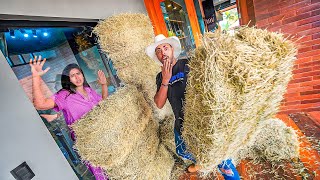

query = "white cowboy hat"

[{"left": 146, "top": 34, "right": 181, "bottom": 66}]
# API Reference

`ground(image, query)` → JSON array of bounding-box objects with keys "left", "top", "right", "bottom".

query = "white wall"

[
  {"left": 0, "top": 0, "right": 146, "bottom": 19},
  {"left": 0, "top": 52, "right": 78, "bottom": 180}
]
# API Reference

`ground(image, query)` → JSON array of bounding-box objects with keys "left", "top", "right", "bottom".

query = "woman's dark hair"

[{"left": 58, "top": 63, "right": 90, "bottom": 94}]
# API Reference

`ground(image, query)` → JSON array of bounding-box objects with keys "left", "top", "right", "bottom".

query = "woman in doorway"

[{"left": 30, "top": 56, "right": 109, "bottom": 180}]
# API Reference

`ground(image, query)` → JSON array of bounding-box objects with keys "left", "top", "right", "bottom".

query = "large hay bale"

[
  {"left": 93, "top": 13, "right": 157, "bottom": 89},
  {"left": 104, "top": 119, "right": 174, "bottom": 180},
  {"left": 237, "top": 118, "right": 299, "bottom": 163},
  {"left": 72, "top": 85, "right": 151, "bottom": 168},
  {"left": 93, "top": 13, "right": 172, "bottom": 121},
  {"left": 183, "top": 27, "right": 297, "bottom": 175}
]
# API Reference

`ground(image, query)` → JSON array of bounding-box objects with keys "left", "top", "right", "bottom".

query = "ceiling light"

[
  {"left": 32, "top": 30, "right": 37, "bottom": 38},
  {"left": 9, "top": 30, "right": 15, "bottom": 38}
]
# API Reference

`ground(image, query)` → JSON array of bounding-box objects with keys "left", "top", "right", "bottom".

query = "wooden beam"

[
  {"left": 237, "top": 0, "right": 250, "bottom": 26},
  {"left": 184, "top": 0, "right": 201, "bottom": 47},
  {"left": 144, "top": 0, "right": 161, "bottom": 35},
  {"left": 153, "top": 0, "right": 168, "bottom": 36}
]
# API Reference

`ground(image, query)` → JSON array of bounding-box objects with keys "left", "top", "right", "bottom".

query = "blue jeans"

[
  {"left": 217, "top": 159, "right": 240, "bottom": 180},
  {"left": 174, "top": 129, "right": 196, "bottom": 163},
  {"left": 174, "top": 130, "right": 240, "bottom": 180}
]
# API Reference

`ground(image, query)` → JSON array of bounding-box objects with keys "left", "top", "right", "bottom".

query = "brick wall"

[{"left": 253, "top": 0, "right": 320, "bottom": 114}]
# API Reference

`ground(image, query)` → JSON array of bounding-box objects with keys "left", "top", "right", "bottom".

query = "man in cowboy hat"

[
  {"left": 146, "top": 34, "right": 198, "bottom": 172},
  {"left": 146, "top": 34, "right": 240, "bottom": 179}
]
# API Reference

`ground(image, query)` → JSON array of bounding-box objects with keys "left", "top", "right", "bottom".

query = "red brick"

[
  {"left": 281, "top": 0, "right": 311, "bottom": 14},
  {"left": 255, "top": 8, "right": 269, "bottom": 16},
  {"left": 255, "top": 2, "right": 280, "bottom": 13},
  {"left": 286, "top": 86, "right": 313, "bottom": 93},
  {"left": 297, "top": 14, "right": 320, "bottom": 26},
  {"left": 256, "top": 18, "right": 269, "bottom": 27},
  {"left": 300, "top": 89, "right": 320, "bottom": 95},
  {"left": 279, "top": 109, "right": 300, "bottom": 114},
  {"left": 313, "top": 21, "right": 320, "bottom": 28},
  {"left": 313, "top": 55, "right": 320, "bottom": 60},
  {"left": 293, "top": 67, "right": 312, "bottom": 74},
  {"left": 297, "top": 27, "right": 320, "bottom": 37},
  {"left": 281, "top": 20, "right": 298, "bottom": 29},
  {"left": 300, "top": 38, "right": 320, "bottom": 47},
  {"left": 290, "top": 76, "right": 313, "bottom": 84},
  {"left": 298, "top": 46, "right": 313, "bottom": 53},
  {"left": 311, "top": 8, "right": 320, "bottom": 16},
  {"left": 285, "top": 103, "right": 319, "bottom": 111},
  {"left": 284, "top": 92, "right": 300, "bottom": 98},
  {"left": 295, "top": 35, "right": 313, "bottom": 43},
  {"left": 287, "top": 83, "right": 299, "bottom": 89},
  {"left": 262, "top": 0, "right": 293, "bottom": 12},
  {"left": 313, "top": 44, "right": 320, "bottom": 50},
  {"left": 268, "top": 14, "right": 287, "bottom": 22},
  {"left": 283, "top": 12, "right": 311, "bottom": 24},
  {"left": 293, "top": 70, "right": 320, "bottom": 78},
  {"left": 300, "top": 79, "right": 320, "bottom": 86},
  {"left": 313, "top": 32, "right": 320, "bottom": 39},
  {"left": 297, "top": 49, "right": 320, "bottom": 58},
  {"left": 296, "top": 2, "right": 320, "bottom": 15},
  {"left": 285, "top": 91, "right": 320, "bottom": 101},
  {"left": 295, "top": 0, "right": 308, "bottom": 2},
  {"left": 314, "top": 85, "right": 320, "bottom": 89},
  {"left": 314, "top": 75, "right": 320, "bottom": 79},
  {"left": 269, "top": 21, "right": 282, "bottom": 27},
  {"left": 298, "top": 61, "right": 320, "bottom": 68},
  {"left": 283, "top": 23, "right": 311, "bottom": 34},
  {"left": 304, "top": 107, "right": 320, "bottom": 112},
  {"left": 285, "top": 101, "right": 301, "bottom": 106},
  {"left": 269, "top": 27, "right": 279, "bottom": 33},
  {"left": 257, "top": 10, "right": 280, "bottom": 21},
  {"left": 313, "top": 65, "right": 320, "bottom": 71},
  {"left": 301, "top": 98, "right": 320, "bottom": 104},
  {"left": 295, "top": 56, "right": 313, "bottom": 64}
]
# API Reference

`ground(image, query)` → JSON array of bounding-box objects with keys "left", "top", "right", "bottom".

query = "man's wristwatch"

[
  {"left": 161, "top": 83, "right": 169, "bottom": 87},
  {"left": 57, "top": 112, "right": 62, "bottom": 118}
]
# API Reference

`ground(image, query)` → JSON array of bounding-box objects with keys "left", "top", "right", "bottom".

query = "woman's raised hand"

[
  {"left": 29, "top": 56, "right": 50, "bottom": 77},
  {"left": 97, "top": 70, "right": 107, "bottom": 85}
]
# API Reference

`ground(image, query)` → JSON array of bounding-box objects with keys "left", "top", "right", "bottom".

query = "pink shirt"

[{"left": 52, "top": 87, "right": 102, "bottom": 126}]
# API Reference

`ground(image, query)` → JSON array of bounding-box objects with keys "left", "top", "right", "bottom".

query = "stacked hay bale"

[
  {"left": 73, "top": 13, "right": 175, "bottom": 180},
  {"left": 93, "top": 13, "right": 172, "bottom": 120},
  {"left": 72, "top": 86, "right": 151, "bottom": 168},
  {"left": 183, "top": 27, "right": 298, "bottom": 176}
]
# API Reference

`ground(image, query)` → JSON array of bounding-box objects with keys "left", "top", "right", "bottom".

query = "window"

[{"left": 0, "top": 25, "right": 119, "bottom": 179}]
